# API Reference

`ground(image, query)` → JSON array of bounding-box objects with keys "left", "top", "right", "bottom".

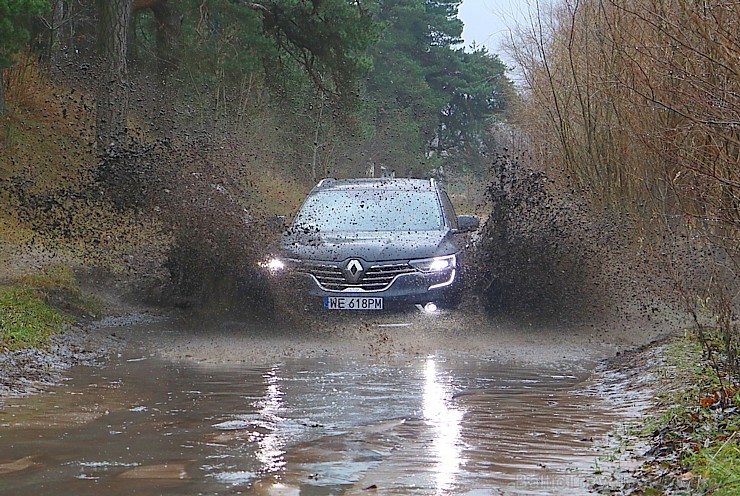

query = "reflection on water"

[
  {"left": 255, "top": 367, "right": 287, "bottom": 475},
  {"left": 423, "top": 357, "right": 464, "bottom": 494},
  {"left": 0, "top": 350, "right": 639, "bottom": 495}
]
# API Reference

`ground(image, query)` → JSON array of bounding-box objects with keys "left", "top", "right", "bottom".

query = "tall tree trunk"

[
  {"left": 311, "top": 91, "right": 325, "bottom": 181},
  {"left": 131, "top": 0, "right": 180, "bottom": 74},
  {"left": 49, "top": 0, "right": 64, "bottom": 65},
  {"left": 95, "top": 0, "right": 132, "bottom": 151},
  {"left": 151, "top": 1, "right": 180, "bottom": 74},
  {"left": 0, "top": 68, "right": 5, "bottom": 117}
]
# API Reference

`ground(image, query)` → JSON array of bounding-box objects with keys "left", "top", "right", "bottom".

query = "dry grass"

[
  {"left": 506, "top": 0, "right": 739, "bottom": 371},
  {"left": 1, "top": 56, "right": 96, "bottom": 243}
]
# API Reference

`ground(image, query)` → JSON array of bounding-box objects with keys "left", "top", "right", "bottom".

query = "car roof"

[{"left": 311, "top": 178, "right": 437, "bottom": 193}]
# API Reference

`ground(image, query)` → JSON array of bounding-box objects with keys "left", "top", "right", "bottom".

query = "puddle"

[{"left": 0, "top": 348, "right": 640, "bottom": 495}]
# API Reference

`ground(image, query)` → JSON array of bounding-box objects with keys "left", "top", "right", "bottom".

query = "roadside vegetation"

[
  {"left": 0, "top": 264, "right": 103, "bottom": 351},
  {"left": 0, "top": 286, "right": 66, "bottom": 351},
  {"left": 0, "top": 2, "right": 737, "bottom": 492},
  {"left": 600, "top": 332, "right": 739, "bottom": 495},
  {"left": 654, "top": 334, "right": 739, "bottom": 495},
  {"left": 505, "top": 2, "right": 738, "bottom": 486},
  {"left": 14, "top": 264, "right": 101, "bottom": 317},
  {"left": 506, "top": 0, "right": 738, "bottom": 373}
]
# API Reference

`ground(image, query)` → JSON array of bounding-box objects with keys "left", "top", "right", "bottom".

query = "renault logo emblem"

[{"left": 344, "top": 259, "right": 364, "bottom": 283}]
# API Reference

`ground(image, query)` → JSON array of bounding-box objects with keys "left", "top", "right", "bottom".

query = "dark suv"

[{"left": 261, "top": 178, "right": 479, "bottom": 311}]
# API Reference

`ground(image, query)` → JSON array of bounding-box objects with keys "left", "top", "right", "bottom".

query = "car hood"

[{"left": 280, "top": 229, "right": 456, "bottom": 262}]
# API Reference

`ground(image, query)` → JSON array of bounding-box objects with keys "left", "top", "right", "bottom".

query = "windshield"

[{"left": 292, "top": 189, "right": 445, "bottom": 232}]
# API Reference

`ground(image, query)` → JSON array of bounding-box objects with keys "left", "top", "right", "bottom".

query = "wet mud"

[
  {"left": 0, "top": 324, "right": 122, "bottom": 398},
  {"left": 0, "top": 312, "right": 658, "bottom": 495}
]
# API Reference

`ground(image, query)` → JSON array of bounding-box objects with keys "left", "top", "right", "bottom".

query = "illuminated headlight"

[
  {"left": 258, "top": 257, "right": 286, "bottom": 271},
  {"left": 410, "top": 255, "right": 456, "bottom": 272}
]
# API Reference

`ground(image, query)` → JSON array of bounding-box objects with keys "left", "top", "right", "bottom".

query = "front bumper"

[
  {"left": 265, "top": 258, "right": 459, "bottom": 309},
  {"left": 306, "top": 269, "right": 455, "bottom": 303}
]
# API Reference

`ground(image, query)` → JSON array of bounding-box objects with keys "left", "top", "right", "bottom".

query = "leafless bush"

[{"left": 507, "top": 0, "right": 739, "bottom": 372}]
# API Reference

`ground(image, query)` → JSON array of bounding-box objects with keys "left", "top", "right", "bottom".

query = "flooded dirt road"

[{"left": 0, "top": 311, "right": 656, "bottom": 495}]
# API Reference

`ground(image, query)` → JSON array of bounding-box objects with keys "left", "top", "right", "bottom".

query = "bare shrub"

[{"left": 507, "top": 0, "right": 739, "bottom": 371}]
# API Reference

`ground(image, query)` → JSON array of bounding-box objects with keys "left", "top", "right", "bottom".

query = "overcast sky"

[{"left": 458, "top": 0, "right": 531, "bottom": 62}]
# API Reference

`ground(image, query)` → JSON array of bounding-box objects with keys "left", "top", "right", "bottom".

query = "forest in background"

[
  {"left": 2, "top": 0, "right": 514, "bottom": 180},
  {"left": 0, "top": 0, "right": 737, "bottom": 372},
  {"left": 0, "top": 0, "right": 514, "bottom": 306}
]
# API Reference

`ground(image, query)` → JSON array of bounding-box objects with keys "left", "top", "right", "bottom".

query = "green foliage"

[
  {"left": 0, "top": 0, "right": 49, "bottom": 69},
  {"left": 634, "top": 334, "right": 740, "bottom": 494},
  {"left": 125, "top": 0, "right": 514, "bottom": 179},
  {"left": 683, "top": 434, "right": 740, "bottom": 496},
  {"left": 365, "top": 0, "right": 514, "bottom": 175},
  {"left": 16, "top": 265, "right": 101, "bottom": 317},
  {"left": 170, "top": 0, "right": 380, "bottom": 101},
  {"left": 0, "top": 286, "right": 66, "bottom": 351},
  {"left": 367, "top": 0, "right": 457, "bottom": 148},
  {"left": 176, "top": 0, "right": 271, "bottom": 85},
  {"left": 131, "top": 0, "right": 383, "bottom": 173},
  {"left": 438, "top": 47, "right": 513, "bottom": 170},
  {"left": 263, "top": 0, "right": 381, "bottom": 96}
]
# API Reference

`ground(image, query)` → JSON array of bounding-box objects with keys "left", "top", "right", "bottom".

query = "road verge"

[
  {"left": 0, "top": 264, "right": 122, "bottom": 398},
  {"left": 593, "top": 332, "right": 739, "bottom": 495}
]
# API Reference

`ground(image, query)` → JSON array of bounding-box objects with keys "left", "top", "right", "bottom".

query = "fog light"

[{"left": 423, "top": 302, "right": 438, "bottom": 313}]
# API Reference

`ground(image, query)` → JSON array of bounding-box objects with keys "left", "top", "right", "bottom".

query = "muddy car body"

[{"left": 261, "top": 178, "right": 479, "bottom": 311}]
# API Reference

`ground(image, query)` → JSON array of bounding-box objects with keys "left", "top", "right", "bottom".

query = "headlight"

[
  {"left": 258, "top": 257, "right": 287, "bottom": 271},
  {"left": 410, "top": 255, "right": 456, "bottom": 272}
]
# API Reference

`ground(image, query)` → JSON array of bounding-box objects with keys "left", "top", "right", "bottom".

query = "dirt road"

[
  {"left": 0, "top": 304, "right": 676, "bottom": 495},
  {"left": 139, "top": 302, "right": 679, "bottom": 367}
]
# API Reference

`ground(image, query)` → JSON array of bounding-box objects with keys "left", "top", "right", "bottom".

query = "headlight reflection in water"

[
  {"left": 423, "top": 357, "right": 465, "bottom": 494},
  {"left": 255, "top": 367, "right": 287, "bottom": 474}
]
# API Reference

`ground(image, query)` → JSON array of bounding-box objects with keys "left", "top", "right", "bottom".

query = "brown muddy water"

[{"left": 0, "top": 320, "right": 643, "bottom": 496}]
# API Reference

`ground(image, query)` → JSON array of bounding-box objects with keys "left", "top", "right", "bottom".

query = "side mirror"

[{"left": 456, "top": 215, "right": 480, "bottom": 233}]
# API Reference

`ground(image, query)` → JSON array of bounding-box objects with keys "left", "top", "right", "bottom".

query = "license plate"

[{"left": 324, "top": 296, "right": 384, "bottom": 310}]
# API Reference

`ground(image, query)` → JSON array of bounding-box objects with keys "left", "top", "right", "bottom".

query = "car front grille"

[{"left": 300, "top": 262, "right": 416, "bottom": 291}]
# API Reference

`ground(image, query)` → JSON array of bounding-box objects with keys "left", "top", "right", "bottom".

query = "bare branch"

[{"left": 232, "top": 1, "right": 272, "bottom": 14}]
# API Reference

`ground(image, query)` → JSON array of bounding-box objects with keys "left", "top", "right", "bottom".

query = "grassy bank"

[
  {"left": 0, "top": 265, "right": 100, "bottom": 352},
  {"left": 0, "top": 286, "right": 67, "bottom": 351},
  {"left": 622, "top": 333, "right": 739, "bottom": 495}
]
